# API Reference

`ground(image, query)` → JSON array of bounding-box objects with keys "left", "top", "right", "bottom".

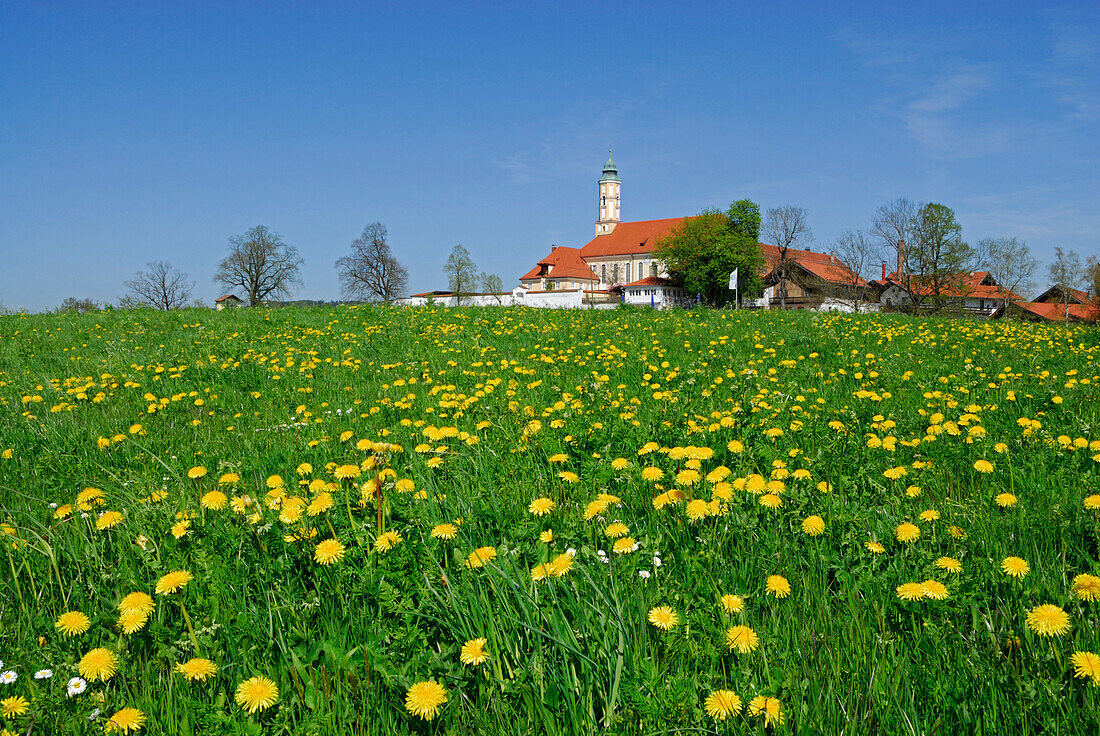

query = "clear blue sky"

[{"left": 2, "top": 1, "right": 1097, "bottom": 311}]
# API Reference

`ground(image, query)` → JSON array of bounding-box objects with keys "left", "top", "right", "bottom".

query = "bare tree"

[
  {"left": 481, "top": 272, "right": 505, "bottom": 305},
  {"left": 335, "top": 223, "right": 409, "bottom": 304},
  {"left": 214, "top": 226, "right": 303, "bottom": 307},
  {"left": 981, "top": 237, "right": 1036, "bottom": 309},
  {"left": 122, "top": 260, "right": 194, "bottom": 310},
  {"left": 1088, "top": 256, "right": 1100, "bottom": 306},
  {"left": 829, "top": 229, "right": 875, "bottom": 312},
  {"left": 870, "top": 198, "right": 916, "bottom": 281},
  {"left": 443, "top": 245, "right": 478, "bottom": 305},
  {"left": 1049, "top": 247, "right": 1084, "bottom": 320},
  {"left": 762, "top": 205, "right": 812, "bottom": 309}
]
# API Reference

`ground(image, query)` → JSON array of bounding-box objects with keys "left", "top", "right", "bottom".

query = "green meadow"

[{"left": 1, "top": 305, "right": 1099, "bottom": 735}]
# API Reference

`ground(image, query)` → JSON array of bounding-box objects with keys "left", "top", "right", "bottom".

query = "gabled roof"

[
  {"left": 578, "top": 217, "right": 690, "bottom": 258},
  {"left": 622, "top": 276, "right": 677, "bottom": 288},
  {"left": 1004, "top": 301, "right": 1100, "bottom": 322},
  {"left": 519, "top": 246, "right": 598, "bottom": 282},
  {"left": 883, "top": 273, "right": 1021, "bottom": 301},
  {"left": 761, "top": 244, "right": 868, "bottom": 287},
  {"left": 215, "top": 294, "right": 242, "bottom": 302},
  {"left": 1033, "top": 285, "right": 1092, "bottom": 305}
]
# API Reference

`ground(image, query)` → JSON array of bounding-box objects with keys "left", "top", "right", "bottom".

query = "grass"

[{"left": 0, "top": 304, "right": 1098, "bottom": 734}]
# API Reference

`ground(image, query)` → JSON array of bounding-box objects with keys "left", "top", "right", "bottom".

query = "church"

[
  {"left": 517, "top": 154, "right": 689, "bottom": 308},
  {"left": 516, "top": 154, "right": 873, "bottom": 311}
]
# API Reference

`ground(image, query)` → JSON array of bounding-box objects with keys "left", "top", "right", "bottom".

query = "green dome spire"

[{"left": 599, "top": 148, "right": 620, "bottom": 182}]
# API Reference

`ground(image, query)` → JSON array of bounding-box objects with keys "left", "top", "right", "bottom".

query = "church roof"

[
  {"left": 599, "top": 154, "right": 620, "bottom": 182},
  {"left": 519, "top": 246, "right": 598, "bottom": 282},
  {"left": 579, "top": 217, "right": 690, "bottom": 258}
]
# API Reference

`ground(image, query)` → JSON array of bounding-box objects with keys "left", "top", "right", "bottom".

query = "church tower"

[{"left": 595, "top": 151, "right": 620, "bottom": 235}]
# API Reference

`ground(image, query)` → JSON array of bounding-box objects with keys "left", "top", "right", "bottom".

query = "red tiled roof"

[
  {"left": 519, "top": 246, "right": 598, "bottom": 282},
  {"left": 215, "top": 294, "right": 241, "bottom": 302},
  {"left": 761, "top": 244, "right": 868, "bottom": 286},
  {"left": 1012, "top": 301, "right": 1100, "bottom": 322},
  {"left": 622, "top": 276, "right": 676, "bottom": 288},
  {"left": 578, "top": 217, "right": 691, "bottom": 258},
  {"left": 885, "top": 274, "right": 1021, "bottom": 301},
  {"left": 1033, "top": 285, "right": 1092, "bottom": 305}
]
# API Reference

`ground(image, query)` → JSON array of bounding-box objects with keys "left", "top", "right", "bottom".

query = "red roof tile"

[
  {"left": 1013, "top": 301, "right": 1100, "bottom": 322},
  {"left": 622, "top": 276, "right": 677, "bottom": 288},
  {"left": 761, "top": 244, "right": 868, "bottom": 286},
  {"left": 578, "top": 217, "right": 690, "bottom": 258},
  {"left": 519, "top": 246, "right": 598, "bottom": 282}
]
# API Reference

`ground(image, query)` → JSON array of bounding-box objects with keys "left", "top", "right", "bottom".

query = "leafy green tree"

[
  {"left": 905, "top": 203, "right": 979, "bottom": 313},
  {"left": 653, "top": 200, "right": 763, "bottom": 306}
]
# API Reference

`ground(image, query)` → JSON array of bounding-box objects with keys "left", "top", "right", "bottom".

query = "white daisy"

[
  {"left": 0, "top": 670, "right": 18, "bottom": 684},
  {"left": 67, "top": 676, "right": 87, "bottom": 696},
  {"left": 34, "top": 669, "right": 53, "bottom": 679}
]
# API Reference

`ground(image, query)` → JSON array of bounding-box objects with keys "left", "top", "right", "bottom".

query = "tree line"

[{"left": 653, "top": 198, "right": 1100, "bottom": 313}]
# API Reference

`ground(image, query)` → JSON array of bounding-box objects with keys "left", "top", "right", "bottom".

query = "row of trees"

[{"left": 654, "top": 196, "right": 1099, "bottom": 313}]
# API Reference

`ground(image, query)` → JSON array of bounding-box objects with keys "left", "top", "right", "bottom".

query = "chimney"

[
  {"left": 881, "top": 261, "right": 887, "bottom": 280},
  {"left": 896, "top": 240, "right": 905, "bottom": 277}
]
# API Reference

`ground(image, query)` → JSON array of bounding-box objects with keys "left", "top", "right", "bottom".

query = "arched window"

[
  {"left": 651, "top": 262, "right": 658, "bottom": 278},
  {"left": 625, "top": 263, "right": 631, "bottom": 282},
  {"left": 601, "top": 264, "right": 606, "bottom": 282}
]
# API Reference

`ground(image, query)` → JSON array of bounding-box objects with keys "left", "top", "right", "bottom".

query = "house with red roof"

[
  {"left": 869, "top": 270, "right": 1022, "bottom": 317},
  {"left": 991, "top": 284, "right": 1098, "bottom": 322}
]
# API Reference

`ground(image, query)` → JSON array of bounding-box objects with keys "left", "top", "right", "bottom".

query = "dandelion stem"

[{"left": 179, "top": 600, "right": 201, "bottom": 654}]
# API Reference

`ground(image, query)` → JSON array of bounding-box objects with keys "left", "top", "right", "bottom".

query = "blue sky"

[{"left": 2, "top": 1, "right": 1097, "bottom": 311}]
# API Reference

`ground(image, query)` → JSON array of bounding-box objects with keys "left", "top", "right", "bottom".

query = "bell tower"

[{"left": 595, "top": 150, "right": 620, "bottom": 236}]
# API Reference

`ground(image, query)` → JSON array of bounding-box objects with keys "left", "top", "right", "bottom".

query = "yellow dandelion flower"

[
  {"left": 306, "top": 492, "right": 334, "bottom": 516},
  {"left": 118, "top": 591, "right": 155, "bottom": 616},
  {"left": 539, "top": 529, "right": 554, "bottom": 543},
  {"left": 118, "top": 609, "right": 149, "bottom": 635},
  {"left": 604, "top": 522, "right": 629, "bottom": 538},
  {"left": 759, "top": 493, "right": 783, "bottom": 509},
  {"left": 405, "top": 680, "right": 447, "bottom": 721},
  {"left": 920, "top": 579, "right": 949, "bottom": 600},
  {"left": 460, "top": 638, "right": 489, "bottom": 666},
  {"left": 1070, "top": 651, "right": 1100, "bottom": 685},
  {"left": 865, "top": 540, "right": 886, "bottom": 554},
  {"left": 170, "top": 520, "right": 190, "bottom": 539},
  {"left": 1, "top": 696, "right": 28, "bottom": 718},
  {"left": 155, "top": 570, "right": 193, "bottom": 595},
  {"left": 96, "top": 511, "right": 124, "bottom": 530},
  {"left": 1001, "top": 557, "right": 1029, "bottom": 578},
  {"left": 235, "top": 675, "right": 279, "bottom": 713},
  {"left": 431, "top": 523, "right": 458, "bottom": 540},
  {"left": 686, "top": 499, "right": 709, "bottom": 522},
  {"left": 175, "top": 658, "right": 218, "bottom": 682},
  {"left": 611, "top": 457, "right": 630, "bottom": 471},
  {"left": 612, "top": 537, "right": 636, "bottom": 554},
  {"left": 1085, "top": 495, "right": 1100, "bottom": 510},
  {"left": 647, "top": 606, "right": 678, "bottom": 631},
  {"left": 187, "top": 466, "right": 207, "bottom": 479},
  {"left": 531, "top": 562, "right": 553, "bottom": 581},
  {"left": 719, "top": 594, "right": 744, "bottom": 613},
  {"left": 465, "top": 546, "right": 497, "bottom": 569},
  {"left": 725, "top": 625, "right": 759, "bottom": 653},
  {"left": 374, "top": 530, "right": 402, "bottom": 553},
  {"left": 748, "top": 695, "right": 784, "bottom": 728},
  {"left": 528, "top": 497, "right": 555, "bottom": 516},
  {"left": 896, "top": 582, "right": 925, "bottom": 601},
  {"left": 704, "top": 690, "right": 742, "bottom": 720},
  {"left": 995, "top": 493, "right": 1017, "bottom": 508},
  {"left": 935, "top": 557, "right": 962, "bottom": 573},
  {"left": 558, "top": 471, "right": 579, "bottom": 483},
  {"left": 549, "top": 552, "right": 574, "bottom": 577},
  {"left": 104, "top": 707, "right": 146, "bottom": 733},
  {"left": 641, "top": 466, "right": 664, "bottom": 482},
  {"left": 78, "top": 647, "right": 118, "bottom": 682},
  {"left": 314, "top": 538, "right": 346, "bottom": 565},
  {"left": 765, "top": 575, "right": 791, "bottom": 599},
  {"left": 1026, "top": 604, "right": 1071, "bottom": 637},
  {"left": 895, "top": 522, "right": 920, "bottom": 543},
  {"left": 333, "top": 464, "right": 360, "bottom": 480},
  {"left": 1072, "top": 573, "right": 1100, "bottom": 602},
  {"left": 973, "top": 459, "right": 994, "bottom": 473},
  {"left": 217, "top": 472, "right": 239, "bottom": 485},
  {"left": 201, "top": 491, "right": 227, "bottom": 510},
  {"left": 55, "top": 610, "right": 91, "bottom": 636},
  {"left": 801, "top": 515, "right": 825, "bottom": 537}
]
